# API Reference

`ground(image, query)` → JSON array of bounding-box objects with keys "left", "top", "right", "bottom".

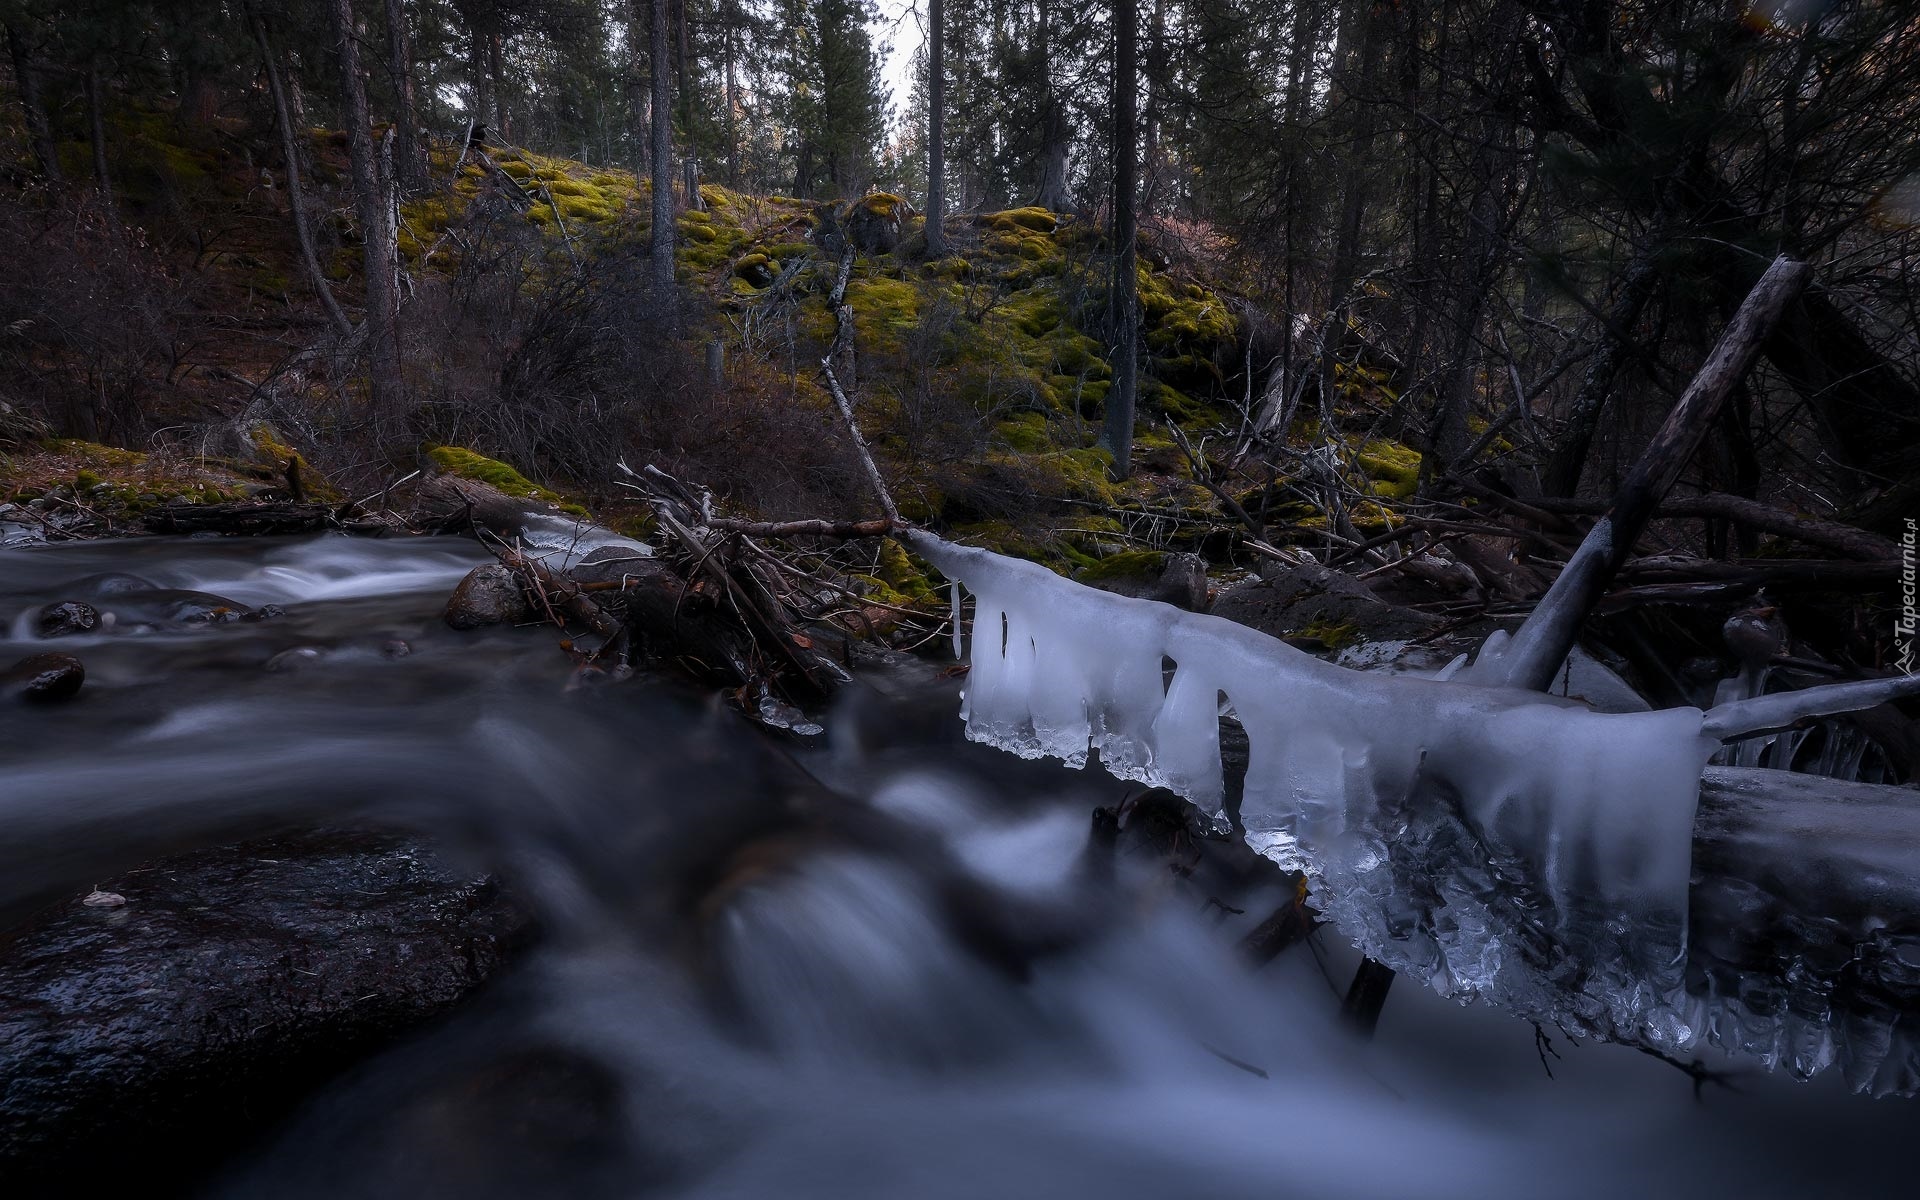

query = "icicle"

[
  {"left": 948, "top": 579, "right": 964, "bottom": 660},
  {"left": 907, "top": 530, "right": 1721, "bottom": 1046}
]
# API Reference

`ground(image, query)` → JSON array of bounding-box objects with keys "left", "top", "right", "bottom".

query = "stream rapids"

[{"left": 0, "top": 532, "right": 1911, "bottom": 1198}]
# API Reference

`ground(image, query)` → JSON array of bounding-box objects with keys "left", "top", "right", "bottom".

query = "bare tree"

[
  {"left": 326, "top": 0, "right": 405, "bottom": 408},
  {"left": 382, "top": 0, "right": 429, "bottom": 191},
  {"left": 5, "top": 23, "right": 61, "bottom": 184},
  {"left": 1099, "top": 0, "right": 1140, "bottom": 479},
  {"left": 248, "top": 4, "right": 352, "bottom": 337},
  {"left": 925, "top": 0, "right": 947, "bottom": 256},
  {"left": 649, "top": 0, "right": 675, "bottom": 298}
]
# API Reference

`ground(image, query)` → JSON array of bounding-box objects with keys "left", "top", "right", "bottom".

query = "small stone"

[
  {"left": 443, "top": 564, "right": 532, "bottom": 630},
  {"left": 242, "top": 603, "right": 287, "bottom": 622},
  {"left": 381, "top": 639, "right": 412, "bottom": 659},
  {"left": 82, "top": 890, "right": 126, "bottom": 908},
  {"left": 3, "top": 652, "right": 85, "bottom": 703},
  {"left": 35, "top": 600, "right": 100, "bottom": 638},
  {"left": 265, "top": 646, "right": 325, "bottom": 673}
]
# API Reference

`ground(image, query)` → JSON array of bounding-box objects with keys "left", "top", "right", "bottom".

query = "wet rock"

[
  {"left": 2, "top": 653, "right": 85, "bottom": 703},
  {"left": 1211, "top": 558, "right": 1440, "bottom": 648},
  {"left": 444, "top": 563, "right": 532, "bottom": 630},
  {"left": 34, "top": 601, "right": 99, "bottom": 638},
  {"left": 0, "top": 831, "right": 533, "bottom": 1193},
  {"left": 381, "top": 639, "right": 412, "bottom": 659},
  {"left": 265, "top": 646, "right": 326, "bottom": 672},
  {"left": 1078, "top": 552, "right": 1210, "bottom": 612},
  {"left": 243, "top": 603, "right": 288, "bottom": 622}
]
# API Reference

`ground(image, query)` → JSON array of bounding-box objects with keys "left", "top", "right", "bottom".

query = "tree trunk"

[
  {"left": 85, "top": 57, "right": 114, "bottom": 214},
  {"left": 487, "top": 30, "right": 508, "bottom": 142},
  {"left": 649, "top": 0, "right": 676, "bottom": 297},
  {"left": 468, "top": 23, "right": 493, "bottom": 135},
  {"left": 326, "top": 0, "right": 405, "bottom": 410},
  {"left": 382, "top": 0, "right": 428, "bottom": 191},
  {"left": 1544, "top": 251, "right": 1661, "bottom": 497},
  {"left": 1100, "top": 0, "right": 1140, "bottom": 480},
  {"left": 674, "top": 0, "right": 699, "bottom": 208},
  {"left": 1032, "top": 0, "right": 1070, "bottom": 212},
  {"left": 626, "top": 0, "right": 650, "bottom": 177},
  {"left": 249, "top": 6, "right": 353, "bottom": 337},
  {"left": 925, "top": 0, "right": 948, "bottom": 256},
  {"left": 7, "top": 24, "right": 62, "bottom": 184},
  {"left": 723, "top": 2, "right": 740, "bottom": 186}
]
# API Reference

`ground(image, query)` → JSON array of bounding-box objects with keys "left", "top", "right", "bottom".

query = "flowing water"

[{"left": 0, "top": 533, "right": 1911, "bottom": 1197}]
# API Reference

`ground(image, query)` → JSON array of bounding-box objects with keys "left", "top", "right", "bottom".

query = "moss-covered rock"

[{"left": 425, "top": 446, "right": 586, "bottom": 515}]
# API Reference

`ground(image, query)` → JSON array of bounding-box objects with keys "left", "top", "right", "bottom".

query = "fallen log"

[
  {"left": 141, "top": 500, "right": 338, "bottom": 536},
  {"left": 1523, "top": 492, "right": 1898, "bottom": 563}
]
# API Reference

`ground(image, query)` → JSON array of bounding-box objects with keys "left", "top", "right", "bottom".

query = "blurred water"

[{"left": 0, "top": 534, "right": 1911, "bottom": 1198}]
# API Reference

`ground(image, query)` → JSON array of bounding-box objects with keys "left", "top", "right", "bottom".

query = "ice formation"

[
  {"left": 908, "top": 531, "right": 1725, "bottom": 1046},
  {"left": 910, "top": 531, "right": 1920, "bottom": 1085}
]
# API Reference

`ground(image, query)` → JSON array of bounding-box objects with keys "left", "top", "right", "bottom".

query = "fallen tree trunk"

[{"left": 142, "top": 500, "right": 339, "bottom": 536}]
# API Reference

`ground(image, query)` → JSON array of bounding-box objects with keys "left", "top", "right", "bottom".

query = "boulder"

[
  {"left": 2, "top": 653, "right": 84, "bottom": 703},
  {"left": 444, "top": 563, "right": 532, "bottom": 630},
  {"left": 0, "top": 831, "right": 533, "bottom": 1193},
  {"left": 33, "top": 601, "right": 99, "bottom": 638},
  {"left": 1210, "top": 558, "right": 1441, "bottom": 648}
]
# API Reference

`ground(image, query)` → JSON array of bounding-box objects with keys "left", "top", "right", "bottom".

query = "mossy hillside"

[
  {"left": 426, "top": 445, "right": 588, "bottom": 515},
  {"left": 0, "top": 439, "right": 256, "bottom": 525}
]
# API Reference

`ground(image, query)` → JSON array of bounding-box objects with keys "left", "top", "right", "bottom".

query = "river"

[{"left": 0, "top": 532, "right": 1910, "bottom": 1197}]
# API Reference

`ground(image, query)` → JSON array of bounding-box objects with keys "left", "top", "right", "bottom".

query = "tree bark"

[
  {"left": 6, "top": 24, "right": 62, "bottom": 184},
  {"left": 85, "top": 56, "right": 114, "bottom": 214},
  {"left": 626, "top": 0, "right": 650, "bottom": 177},
  {"left": 249, "top": 6, "right": 353, "bottom": 337},
  {"left": 925, "top": 0, "right": 948, "bottom": 256},
  {"left": 486, "top": 29, "right": 508, "bottom": 141},
  {"left": 1100, "top": 0, "right": 1140, "bottom": 480},
  {"left": 649, "top": 0, "right": 676, "bottom": 297},
  {"left": 382, "top": 0, "right": 429, "bottom": 191},
  {"left": 1543, "top": 250, "right": 1662, "bottom": 496},
  {"left": 326, "top": 0, "right": 405, "bottom": 410},
  {"left": 674, "top": 0, "right": 699, "bottom": 208},
  {"left": 1032, "top": 0, "right": 1070, "bottom": 212}
]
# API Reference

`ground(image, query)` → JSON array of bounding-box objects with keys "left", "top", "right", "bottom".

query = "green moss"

[
  {"left": 985, "top": 207, "right": 1059, "bottom": 234},
  {"left": 875, "top": 537, "right": 935, "bottom": 599},
  {"left": 856, "top": 192, "right": 905, "bottom": 219},
  {"left": 1295, "top": 617, "right": 1360, "bottom": 650},
  {"left": 993, "top": 412, "right": 1055, "bottom": 453},
  {"left": 426, "top": 445, "right": 586, "bottom": 514},
  {"left": 1354, "top": 439, "right": 1422, "bottom": 499},
  {"left": 1074, "top": 549, "right": 1166, "bottom": 583},
  {"left": 845, "top": 274, "right": 923, "bottom": 353},
  {"left": 46, "top": 439, "right": 146, "bottom": 469}
]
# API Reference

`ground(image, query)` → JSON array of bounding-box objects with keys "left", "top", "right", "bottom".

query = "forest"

[{"left": 0, "top": 1, "right": 1917, "bottom": 1196}]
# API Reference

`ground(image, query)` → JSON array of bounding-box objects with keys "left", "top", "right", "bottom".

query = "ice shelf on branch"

[{"left": 906, "top": 531, "right": 1916, "bottom": 1058}]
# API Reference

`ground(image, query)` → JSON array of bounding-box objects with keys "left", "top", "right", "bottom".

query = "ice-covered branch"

[
  {"left": 907, "top": 530, "right": 1718, "bottom": 1045},
  {"left": 1702, "top": 674, "right": 1920, "bottom": 741}
]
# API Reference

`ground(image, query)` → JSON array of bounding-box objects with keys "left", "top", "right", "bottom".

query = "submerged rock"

[
  {"left": 444, "top": 563, "right": 532, "bottom": 630},
  {"left": 0, "top": 831, "right": 533, "bottom": 1193},
  {"left": 2, "top": 652, "right": 85, "bottom": 703},
  {"left": 33, "top": 601, "right": 99, "bottom": 638}
]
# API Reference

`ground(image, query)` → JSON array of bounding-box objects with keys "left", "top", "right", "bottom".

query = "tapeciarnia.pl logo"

[{"left": 1899, "top": 517, "right": 1916, "bottom": 675}]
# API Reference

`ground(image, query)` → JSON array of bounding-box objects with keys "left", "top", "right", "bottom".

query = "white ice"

[{"left": 909, "top": 531, "right": 1721, "bottom": 1047}]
